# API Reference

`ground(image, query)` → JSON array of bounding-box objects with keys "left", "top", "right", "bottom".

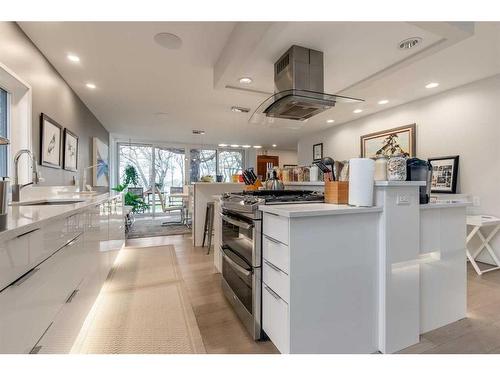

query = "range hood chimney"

[{"left": 250, "top": 45, "right": 363, "bottom": 124}]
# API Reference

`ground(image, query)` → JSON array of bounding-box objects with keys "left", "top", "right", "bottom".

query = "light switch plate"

[{"left": 397, "top": 194, "right": 411, "bottom": 205}]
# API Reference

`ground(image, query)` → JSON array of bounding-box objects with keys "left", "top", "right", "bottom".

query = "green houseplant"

[{"left": 113, "top": 165, "right": 149, "bottom": 213}]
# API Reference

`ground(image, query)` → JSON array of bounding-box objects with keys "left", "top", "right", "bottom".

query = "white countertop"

[
  {"left": 420, "top": 201, "right": 471, "bottom": 210},
  {"left": 259, "top": 203, "right": 383, "bottom": 218},
  {"left": 0, "top": 192, "right": 119, "bottom": 240},
  {"left": 375, "top": 181, "right": 426, "bottom": 187}
]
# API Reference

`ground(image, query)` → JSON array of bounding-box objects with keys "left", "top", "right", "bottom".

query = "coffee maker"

[{"left": 406, "top": 158, "right": 432, "bottom": 204}]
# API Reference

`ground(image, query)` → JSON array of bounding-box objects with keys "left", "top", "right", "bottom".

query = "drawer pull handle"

[
  {"left": 66, "top": 289, "right": 79, "bottom": 303},
  {"left": 17, "top": 228, "right": 40, "bottom": 238},
  {"left": 264, "top": 260, "right": 282, "bottom": 273},
  {"left": 12, "top": 267, "right": 39, "bottom": 286},
  {"left": 266, "top": 212, "right": 280, "bottom": 217},
  {"left": 265, "top": 285, "right": 281, "bottom": 300},
  {"left": 264, "top": 235, "right": 283, "bottom": 245}
]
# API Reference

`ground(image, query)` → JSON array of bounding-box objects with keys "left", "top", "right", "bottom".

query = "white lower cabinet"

[
  {"left": 0, "top": 197, "right": 125, "bottom": 354},
  {"left": 0, "top": 234, "right": 31, "bottom": 291},
  {"left": 262, "top": 282, "right": 290, "bottom": 354}
]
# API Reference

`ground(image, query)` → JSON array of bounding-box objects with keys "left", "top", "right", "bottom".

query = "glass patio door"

[
  {"left": 118, "top": 143, "right": 153, "bottom": 215},
  {"left": 154, "top": 146, "right": 185, "bottom": 217}
]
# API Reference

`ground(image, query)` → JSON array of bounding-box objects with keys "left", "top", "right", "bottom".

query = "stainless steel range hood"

[{"left": 250, "top": 45, "right": 363, "bottom": 124}]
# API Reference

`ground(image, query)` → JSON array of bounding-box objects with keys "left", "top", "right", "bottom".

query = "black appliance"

[{"left": 406, "top": 158, "right": 432, "bottom": 204}]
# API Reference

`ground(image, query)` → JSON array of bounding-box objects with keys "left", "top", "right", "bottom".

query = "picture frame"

[
  {"left": 93, "top": 137, "right": 109, "bottom": 187},
  {"left": 40, "top": 113, "right": 63, "bottom": 169},
  {"left": 360, "top": 123, "right": 416, "bottom": 158},
  {"left": 313, "top": 143, "right": 323, "bottom": 161},
  {"left": 428, "top": 155, "right": 459, "bottom": 194},
  {"left": 63, "top": 129, "right": 78, "bottom": 172}
]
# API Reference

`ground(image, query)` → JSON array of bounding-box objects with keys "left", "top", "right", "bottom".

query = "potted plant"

[{"left": 112, "top": 165, "right": 149, "bottom": 213}]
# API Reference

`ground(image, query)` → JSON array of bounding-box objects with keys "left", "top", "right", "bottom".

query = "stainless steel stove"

[{"left": 219, "top": 190, "right": 323, "bottom": 340}]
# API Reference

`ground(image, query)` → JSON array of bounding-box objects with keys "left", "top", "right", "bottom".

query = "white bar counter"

[{"left": 259, "top": 181, "right": 469, "bottom": 354}]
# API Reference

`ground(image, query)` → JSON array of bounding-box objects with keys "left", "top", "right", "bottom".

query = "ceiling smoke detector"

[
  {"left": 192, "top": 129, "right": 205, "bottom": 135},
  {"left": 398, "top": 37, "right": 423, "bottom": 50}
]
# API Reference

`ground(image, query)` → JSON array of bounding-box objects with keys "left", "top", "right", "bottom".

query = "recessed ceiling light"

[
  {"left": 378, "top": 100, "right": 389, "bottom": 105},
  {"left": 353, "top": 109, "right": 363, "bottom": 114},
  {"left": 398, "top": 37, "right": 423, "bottom": 50},
  {"left": 153, "top": 32, "right": 183, "bottom": 49},
  {"left": 230, "top": 144, "right": 240, "bottom": 148},
  {"left": 86, "top": 83, "right": 96, "bottom": 89},
  {"left": 272, "top": 144, "right": 277, "bottom": 147},
  {"left": 239, "top": 77, "right": 253, "bottom": 84},
  {"left": 231, "top": 106, "right": 250, "bottom": 113},
  {"left": 192, "top": 129, "right": 205, "bottom": 135},
  {"left": 326, "top": 119, "right": 335, "bottom": 124},
  {"left": 242, "top": 145, "right": 251, "bottom": 148},
  {"left": 425, "top": 82, "right": 439, "bottom": 89},
  {"left": 67, "top": 54, "right": 80, "bottom": 62},
  {"left": 218, "top": 144, "right": 228, "bottom": 147},
  {"left": 253, "top": 145, "right": 262, "bottom": 149}
]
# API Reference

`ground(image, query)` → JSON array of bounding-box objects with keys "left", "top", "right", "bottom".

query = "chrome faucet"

[{"left": 12, "top": 149, "right": 41, "bottom": 202}]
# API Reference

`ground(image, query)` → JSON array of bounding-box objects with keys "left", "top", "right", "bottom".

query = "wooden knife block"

[{"left": 324, "top": 181, "right": 349, "bottom": 204}]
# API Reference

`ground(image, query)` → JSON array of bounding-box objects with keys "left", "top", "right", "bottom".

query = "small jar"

[
  {"left": 373, "top": 156, "right": 388, "bottom": 181},
  {"left": 387, "top": 155, "right": 407, "bottom": 181}
]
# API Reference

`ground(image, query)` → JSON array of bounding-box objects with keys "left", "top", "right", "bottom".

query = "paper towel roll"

[{"left": 348, "top": 158, "right": 375, "bottom": 207}]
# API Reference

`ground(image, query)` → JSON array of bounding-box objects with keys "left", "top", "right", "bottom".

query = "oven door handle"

[
  {"left": 220, "top": 213, "right": 253, "bottom": 230},
  {"left": 221, "top": 246, "right": 252, "bottom": 277}
]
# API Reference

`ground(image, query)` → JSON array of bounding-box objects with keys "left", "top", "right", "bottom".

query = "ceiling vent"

[
  {"left": 398, "top": 37, "right": 423, "bottom": 50},
  {"left": 192, "top": 129, "right": 205, "bottom": 135}
]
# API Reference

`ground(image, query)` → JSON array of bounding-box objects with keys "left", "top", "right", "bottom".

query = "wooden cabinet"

[{"left": 256, "top": 155, "right": 279, "bottom": 179}]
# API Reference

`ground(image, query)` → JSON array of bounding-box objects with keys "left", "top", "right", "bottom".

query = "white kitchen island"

[{"left": 259, "top": 181, "right": 469, "bottom": 354}]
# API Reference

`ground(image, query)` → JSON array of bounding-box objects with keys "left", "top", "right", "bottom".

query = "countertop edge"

[
  {"left": 420, "top": 202, "right": 471, "bottom": 210},
  {"left": 0, "top": 193, "right": 119, "bottom": 239},
  {"left": 259, "top": 204, "right": 383, "bottom": 218}
]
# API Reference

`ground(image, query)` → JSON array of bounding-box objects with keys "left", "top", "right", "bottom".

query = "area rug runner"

[{"left": 71, "top": 245, "right": 206, "bottom": 354}]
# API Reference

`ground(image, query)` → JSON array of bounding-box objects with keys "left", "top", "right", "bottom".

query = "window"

[
  {"left": 118, "top": 143, "right": 153, "bottom": 190},
  {"left": 0, "top": 88, "right": 8, "bottom": 177},
  {"left": 218, "top": 149, "right": 244, "bottom": 182},
  {"left": 190, "top": 149, "right": 216, "bottom": 182}
]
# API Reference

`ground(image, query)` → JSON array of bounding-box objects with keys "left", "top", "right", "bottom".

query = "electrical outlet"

[
  {"left": 473, "top": 196, "right": 481, "bottom": 207},
  {"left": 397, "top": 194, "right": 410, "bottom": 205}
]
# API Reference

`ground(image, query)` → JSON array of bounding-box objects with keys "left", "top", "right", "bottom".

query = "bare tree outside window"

[
  {"left": 190, "top": 149, "right": 216, "bottom": 182},
  {"left": 218, "top": 150, "right": 243, "bottom": 182}
]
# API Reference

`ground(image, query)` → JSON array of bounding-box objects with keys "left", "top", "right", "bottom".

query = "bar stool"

[{"left": 202, "top": 201, "right": 215, "bottom": 254}]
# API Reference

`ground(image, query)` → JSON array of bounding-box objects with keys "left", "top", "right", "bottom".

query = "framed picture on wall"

[
  {"left": 428, "top": 155, "right": 459, "bottom": 194},
  {"left": 313, "top": 143, "right": 323, "bottom": 161},
  {"left": 63, "top": 129, "right": 78, "bottom": 172},
  {"left": 360, "top": 124, "right": 416, "bottom": 158},
  {"left": 40, "top": 113, "right": 62, "bottom": 168},
  {"left": 93, "top": 137, "right": 109, "bottom": 186}
]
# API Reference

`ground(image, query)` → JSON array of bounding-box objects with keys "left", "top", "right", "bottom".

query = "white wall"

[{"left": 298, "top": 74, "right": 500, "bottom": 260}]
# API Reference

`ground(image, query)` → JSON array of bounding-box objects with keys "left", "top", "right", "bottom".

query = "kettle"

[{"left": 265, "top": 170, "right": 284, "bottom": 190}]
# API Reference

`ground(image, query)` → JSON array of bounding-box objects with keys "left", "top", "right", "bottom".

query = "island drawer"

[
  {"left": 263, "top": 213, "right": 289, "bottom": 245},
  {"left": 263, "top": 235, "right": 289, "bottom": 274},
  {"left": 263, "top": 259, "right": 289, "bottom": 303},
  {"left": 263, "top": 282, "right": 289, "bottom": 354}
]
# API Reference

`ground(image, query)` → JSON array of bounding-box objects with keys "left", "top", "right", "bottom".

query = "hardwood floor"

[
  {"left": 126, "top": 234, "right": 278, "bottom": 354},
  {"left": 126, "top": 235, "right": 500, "bottom": 354}
]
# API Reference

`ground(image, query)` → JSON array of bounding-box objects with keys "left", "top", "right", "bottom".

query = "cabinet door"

[
  {"left": 0, "top": 232, "right": 85, "bottom": 354},
  {"left": 262, "top": 283, "right": 289, "bottom": 354},
  {"left": 0, "top": 235, "right": 30, "bottom": 291}
]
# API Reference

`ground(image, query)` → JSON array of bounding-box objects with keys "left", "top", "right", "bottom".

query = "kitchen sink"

[{"left": 10, "top": 199, "right": 85, "bottom": 206}]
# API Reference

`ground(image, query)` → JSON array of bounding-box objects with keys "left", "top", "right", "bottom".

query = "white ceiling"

[{"left": 18, "top": 21, "right": 500, "bottom": 150}]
